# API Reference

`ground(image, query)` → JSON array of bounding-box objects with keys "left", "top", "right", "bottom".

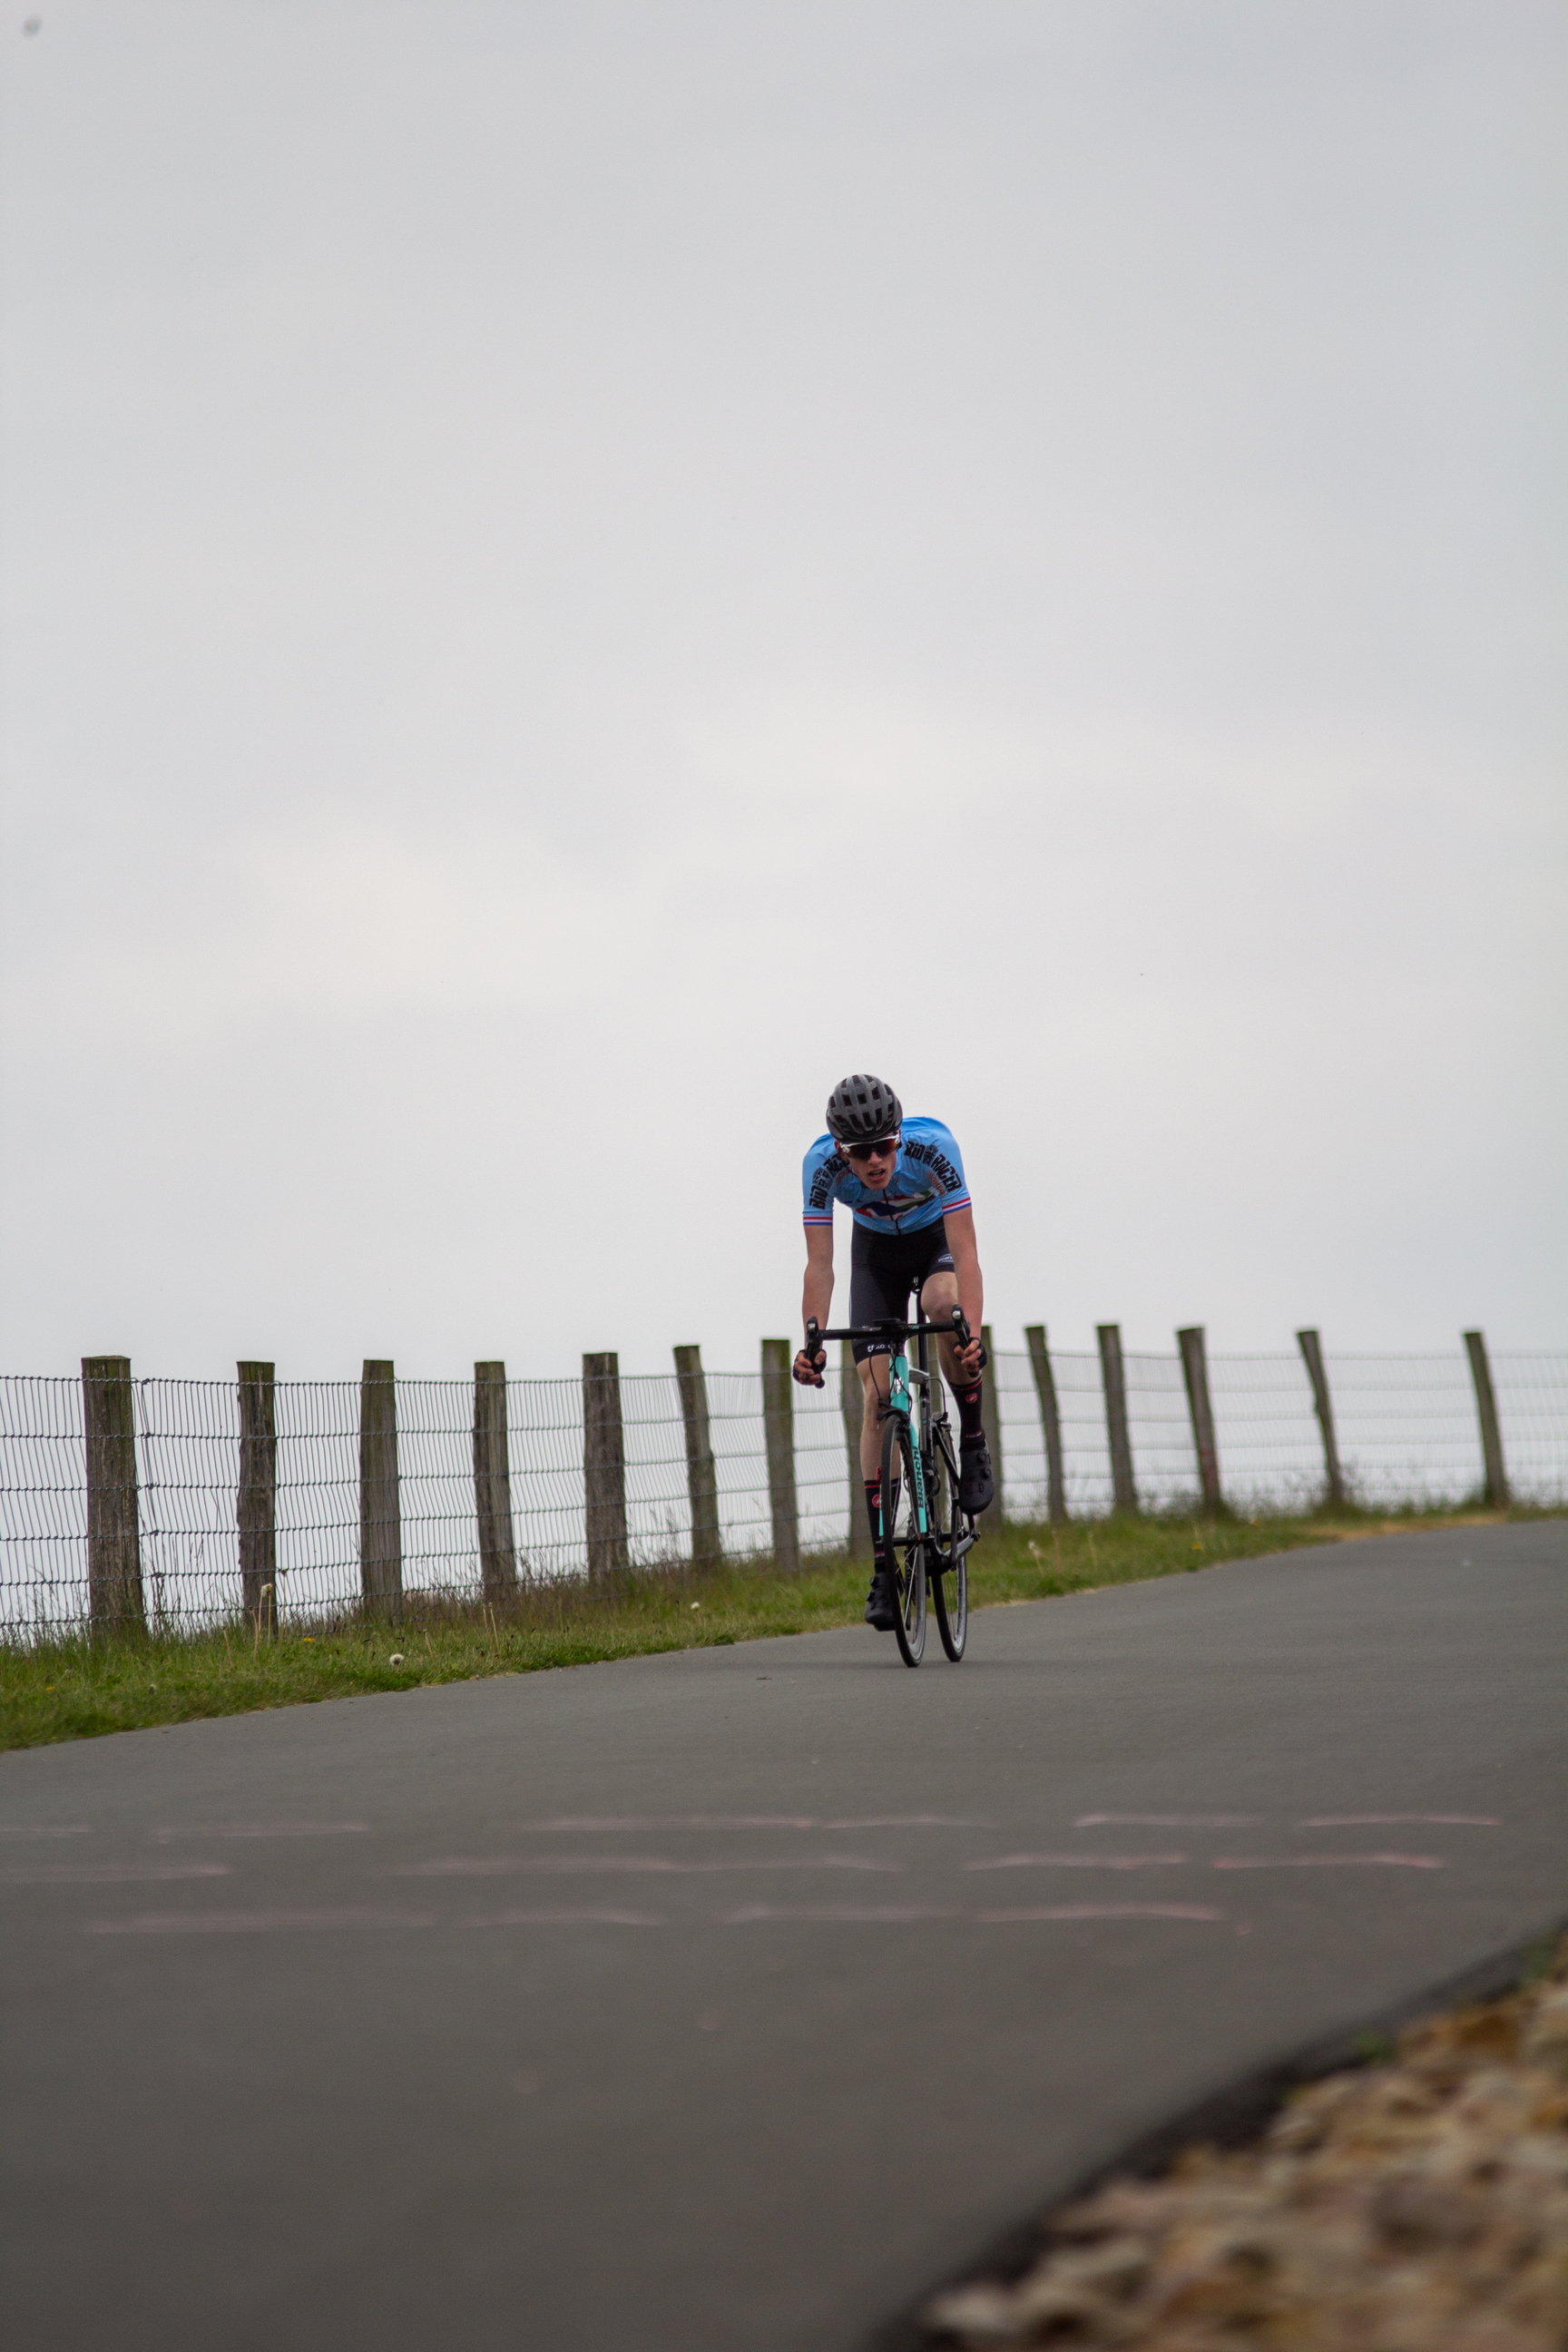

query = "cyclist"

[{"left": 792, "top": 1073, "right": 995, "bottom": 1631}]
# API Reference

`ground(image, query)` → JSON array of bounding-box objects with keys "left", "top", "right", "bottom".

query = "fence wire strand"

[{"left": 2, "top": 1347, "right": 1562, "bottom": 1639}]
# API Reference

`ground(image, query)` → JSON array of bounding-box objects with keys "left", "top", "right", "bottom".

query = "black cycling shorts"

[{"left": 848, "top": 1219, "right": 956, "bottom": 1362}]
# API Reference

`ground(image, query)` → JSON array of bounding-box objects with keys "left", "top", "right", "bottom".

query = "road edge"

[{"left": 863, "top": 1911, "right": 1568, "bottom": 2351}]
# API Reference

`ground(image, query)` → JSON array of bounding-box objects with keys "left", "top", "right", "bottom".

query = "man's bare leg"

[
  {"left": 854, "top": 1357, "right": 898, "bottom": 1624},
  {"left": 917, "top": 1268, "right": 968, "bottom": 1390},
  {"left": 856, "top": 1355, "right": 891, "bottom": 1480}
]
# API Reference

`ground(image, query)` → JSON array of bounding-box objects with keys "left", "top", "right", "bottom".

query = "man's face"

[{"left": 838, "top": 1133, "right": 900, "bottom": 1191}]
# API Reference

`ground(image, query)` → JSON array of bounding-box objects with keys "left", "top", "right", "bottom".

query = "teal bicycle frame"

[{"left": 882, "top": 1336, "right": 932, "bottom": 1548}]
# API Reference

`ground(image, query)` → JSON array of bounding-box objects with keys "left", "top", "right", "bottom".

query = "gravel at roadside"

[{"left": 925, "top": 1938, "right": 1568, "bottom": 2350}]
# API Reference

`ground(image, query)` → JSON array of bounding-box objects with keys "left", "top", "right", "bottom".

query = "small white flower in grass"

[
  {"left": 388, "top": 1653, "right": 406, "bottom": 1666},
  {"left": 690, "top": 1602, "right": 701, "bottom": 1611}
]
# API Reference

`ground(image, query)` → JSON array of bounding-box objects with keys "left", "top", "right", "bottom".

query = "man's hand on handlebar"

[
  {"left": 794, "top": 1318, "right": 827, "bottom": 1388},
  {"left": 946, "top": 1306, "right": 985, "bottom": 1385}
]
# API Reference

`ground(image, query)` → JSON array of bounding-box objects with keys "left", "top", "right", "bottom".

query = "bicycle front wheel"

[
  {"left": 929, "top": 1427, "right": 968, "bottom": 1663},
  {"left": 881, "top": 1412, "right": 926, "bottom": 1667}
]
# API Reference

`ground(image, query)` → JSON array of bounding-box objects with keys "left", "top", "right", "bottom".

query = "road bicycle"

[{"left": 803, "top": 1306, "right": 977, "bottom": 1668}]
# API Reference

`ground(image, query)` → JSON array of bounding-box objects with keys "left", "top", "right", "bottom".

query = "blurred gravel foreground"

[{"left": 926, "top": 1939, "right": 1568, "bottom": 2351}]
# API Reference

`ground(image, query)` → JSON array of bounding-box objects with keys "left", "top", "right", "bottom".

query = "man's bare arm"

[
  {"left": 795, "top": 1226, "right": 835, "bottom": 1385},
  {"left": 942, "top": 1205, "right": 985, "bottom": 1379}
]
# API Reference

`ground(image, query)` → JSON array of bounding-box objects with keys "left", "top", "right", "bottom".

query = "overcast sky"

[{"left": 1, "top": 0, "right": 1563, "bottom": 1381}]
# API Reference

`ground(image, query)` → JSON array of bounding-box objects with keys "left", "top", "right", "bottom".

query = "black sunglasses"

[{"left": 843, "top": 1134, "right": 899, "bottom": 1161}]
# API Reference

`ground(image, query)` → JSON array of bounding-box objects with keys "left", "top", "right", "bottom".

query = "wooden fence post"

[
  {"left": 840, "top": 1338, "right": 871, "bottom": 1561},
  {"left": 83, "top": 1355, "right": 144, "bottom": 1633},
  {"left": 473, "top": 1362, "right": 518, "bottom": 1603},
  {"left": 1462, "top": 1330, "right": 1510, "bottom": 1509},
  {"left": 1176, "top": 1327, "right": 1223, "bottom": 1514},
  {"left": 980, "top": 1323, "right": 1005, "bottom": 1522},
  {"left": 237, "top": 1360, "right": 278, "bottom": 1634},
  {"left": 1097, "top": 1324, "right": 1138, "bottom": 1514},
  {"left": 1024, "top": 1325, "right": 1068, "bottom": 1525},
  {"left": 359, "top": 1360, "right": 403, "bottom": 1621},
  {"left": 760, "top": 1338, "right": 800, "bottom": 1573},
  {"left": 673, "top": 1345, "right": 721, "bottom": 1570},
  {"left": 1296, "top": 1330, "right": 1347, "bottom": 1509},
  {"left": 583, "top": 1351, "right": 630, "bottom": 1582}
]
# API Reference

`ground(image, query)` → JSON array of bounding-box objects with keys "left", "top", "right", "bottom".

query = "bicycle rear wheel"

[
  {"left": 880, "top": 1412, "right": 926, "bottom": 1667},
  {"left": 928, "top": 1426, "right": 968, "bottom": 1662}
]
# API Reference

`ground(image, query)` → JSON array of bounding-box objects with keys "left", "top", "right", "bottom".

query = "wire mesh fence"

[
  {"left": 2, "top": 1343, "right": 1563, "bottom": 1641},
  {"left": 0, "top": 1365, "right": 857, "bottom": 1642},
  {"left": 995, "top": 1348, "right": 1567, "bottom": 1518}
]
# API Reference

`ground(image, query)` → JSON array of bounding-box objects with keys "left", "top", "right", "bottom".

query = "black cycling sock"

[{"left": 956, "top": 1381, "right": 985, "bottom": 1441}]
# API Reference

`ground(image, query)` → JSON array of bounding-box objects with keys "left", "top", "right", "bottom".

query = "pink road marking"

[
  {"left": 1212, "top": 1853, "right": 1446, "bottom": 1870},
  {"left": 967, "top": 1854, "right": 1186, "bottom": 1872},
  {"left": 1299, "top": 1815, "right": 1500, "bottom": 1828},
  {"left": 85, "top": 1908, "right": 436, "bottom": 1934},
  {"left": 151, "top": 1821, "right": 370, "bottom": 1841},
  {"left": 0, "top": 1824, "right": 91, "bottom": 1838},
  {"left": 396, "top": 1854, "right": 905, "bottom": 1877},
  {"left": 521, "top": 1814, "right": 981, "bottom": 1832},
  {"left": 977, "top": 1905, "right": 1225, "bottom": 1924},
  {"left": 529, "top": 1816, "right": 818, "bottom": 1832},
  {"left": 820, "top": 1818, "right": 983, "bottom": 1830},
  {"left": 5, "top": 1862, "right": 232, "bottom": 1885},
  {"left": 1074, "top": 1813, "right": 1259, "bottom": 1828},
  {"left": 725, "top": 1903, "right": 1225, "bottom": 1926},
  {"left": 466, "top": 1908, "right": 665, "bottom": 1928},
  {"left": 726, "top": 1905, "right": 956, "bottom": 1924}
]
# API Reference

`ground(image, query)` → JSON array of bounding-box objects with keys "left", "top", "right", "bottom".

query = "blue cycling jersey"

[{"left": 801, "top": 1115, "right": 971, "bottom": 1237}]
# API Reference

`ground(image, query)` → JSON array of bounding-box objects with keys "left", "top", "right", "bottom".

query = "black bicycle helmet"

[{"left": 825, "top": 1073, "right": 903, "bottom": 1143}]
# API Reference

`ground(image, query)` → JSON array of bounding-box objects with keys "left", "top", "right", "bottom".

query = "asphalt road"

[{"left": 3, "top": 1522, "right": 1564, "bottom": 2351}]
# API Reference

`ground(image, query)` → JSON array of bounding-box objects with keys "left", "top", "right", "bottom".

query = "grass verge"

[{"left": 0, "top": 1505, "right": 1543, "bottom": 1753}]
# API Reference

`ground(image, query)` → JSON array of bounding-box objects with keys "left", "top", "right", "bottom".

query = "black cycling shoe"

[
  {"left": 864, "top": 1573, "right": 897, "bottom": 1632},
  {"left": 958, "top": 1435, "right": 995, "bottom": 1515}
]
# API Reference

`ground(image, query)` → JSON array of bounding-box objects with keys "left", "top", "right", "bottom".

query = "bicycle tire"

[
  {"left": 928, "top": 1425, "right": 968, "bottom": 1662},
  {"left": 880, "top": 1412, "right": 926, "bottom": 1667}
]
